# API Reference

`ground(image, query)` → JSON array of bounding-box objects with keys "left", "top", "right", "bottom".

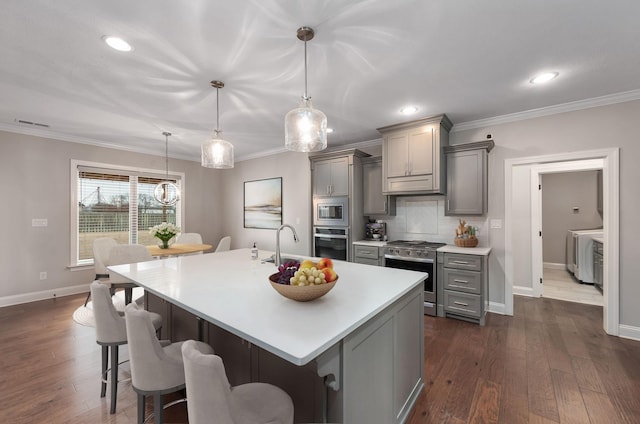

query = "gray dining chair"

[
  {"left": 83, "top": 237, "right": 118, "bottom": 306},
  {"left": 181, "top": 339, "right": 294, "bottom": 424},
  {"left": 90, "top": 281, "right": 162, "bottom": 414},
  {"left": 175, "top": 232, "right": 203, "bottom": 244},
  {"left": 124, "top": 303, "right": 214, "bottom": 424},
  {"left": 215, "top": 236, "right": 231, "bottom": 252},
  {"left": 107, "top": 244, "right": 153, "bottom": 305}
]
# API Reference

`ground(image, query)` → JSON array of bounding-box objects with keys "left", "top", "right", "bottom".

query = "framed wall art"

[{"left": 243, "top": 177, "right": 282, "bottom": 229}]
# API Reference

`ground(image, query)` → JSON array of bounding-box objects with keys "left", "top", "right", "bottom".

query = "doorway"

[
  {"left": 533, "top": 166, "right": 603, "bottom": 306},
  {"left": 505, "top": 148, "right": 619, "bottom": 335}
]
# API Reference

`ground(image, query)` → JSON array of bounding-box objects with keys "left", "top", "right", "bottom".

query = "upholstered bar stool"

[
  {"left": 84, "top": 237, "right": 118, "bottom": 306},
  {"left": 90, "top": 281, "right": 162, "bottom": 414},
  {"left": 124, "top": 303, "right": 214, "bottom": 424},
  {"left": 181, "top": 340, "right": 294, "bottom": 424}
]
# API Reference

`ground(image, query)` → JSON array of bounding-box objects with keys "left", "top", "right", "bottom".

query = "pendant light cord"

[
  {"left": 303, "top": 38, "right": 308, "bottom": 100},
  {"left": 163, "top": 131, "right": 171, "bottom": 179}
]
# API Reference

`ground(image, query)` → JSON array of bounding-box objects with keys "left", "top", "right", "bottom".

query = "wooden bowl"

[{"left": 268, "top": 273, "right": 337, "bottom": 302}]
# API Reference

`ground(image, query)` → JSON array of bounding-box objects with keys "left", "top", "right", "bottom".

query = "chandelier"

[{"left": 153, "top": 131, "right": 180, "bottom": 206}]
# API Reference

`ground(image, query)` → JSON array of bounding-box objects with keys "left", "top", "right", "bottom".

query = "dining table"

[{"left": 146, "top": 243, "right": 213, "bottom": 257}]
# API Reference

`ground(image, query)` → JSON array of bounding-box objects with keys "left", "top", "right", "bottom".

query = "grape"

[{"left": 275, "top": 260, "right": 300, "bottom": 285}]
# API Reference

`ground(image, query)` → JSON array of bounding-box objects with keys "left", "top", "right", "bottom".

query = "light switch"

[
  {"left": 32, "top": 218, "right": 48, "bottom": 227},
  {"left": 490, "top": 219, "right": 502, "bottom": 229}
]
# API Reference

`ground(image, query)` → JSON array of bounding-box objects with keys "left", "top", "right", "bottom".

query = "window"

[{"left": 70, "top": 160, "right": 184, "bottom": 266}]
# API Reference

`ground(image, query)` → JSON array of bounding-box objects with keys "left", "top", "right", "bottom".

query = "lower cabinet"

[
  {"left": 353, "top": 244, "right": 383, "bottom": 266},
  {"left": 438, "top": 252, "right": 489, "bottom": 325}
]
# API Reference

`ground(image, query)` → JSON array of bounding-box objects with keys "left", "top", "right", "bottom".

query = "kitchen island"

[{"left": 109, "top": 248, "right": 427, "bottom": 423}]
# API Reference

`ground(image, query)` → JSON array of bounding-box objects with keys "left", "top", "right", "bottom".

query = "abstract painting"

[{"left": 244, "top": 177, "right": 282, "bottom": 229}]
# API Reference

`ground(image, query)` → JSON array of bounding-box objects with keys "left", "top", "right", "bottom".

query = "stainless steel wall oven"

[{"left": 313, "top": 227, "right": 349, "bottom": 261}]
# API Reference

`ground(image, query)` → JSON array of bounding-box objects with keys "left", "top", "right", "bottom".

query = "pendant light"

[
  {"left": 284, "top": 27, "right": 327, "bottom": 152},
  {"left": 201, "top": 80, "right": 234, "bottom": 168},
  {"left": 153, "top": 132, "right": 180, "bottom": 206}
]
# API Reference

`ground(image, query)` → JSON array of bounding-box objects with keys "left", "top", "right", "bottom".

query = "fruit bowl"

[{"left": 268, "top": 273, "right": 337, "bottom": 302}]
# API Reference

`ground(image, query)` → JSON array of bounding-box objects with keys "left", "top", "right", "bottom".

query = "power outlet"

[{"left": 39, "top": 272, "right": 47, "bottom": 280}]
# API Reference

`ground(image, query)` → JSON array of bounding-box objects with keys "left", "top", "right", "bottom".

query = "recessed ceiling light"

[
  {"left": 102, "top": 36, "right": 132, "bottom": 52},
  {"left": 327, "top": 128, "right": 334, "bottom": 134},
  {"left": 530, "top": 72, "right": 559, "bottom": 84},
  {"left": 400, "top": 106, "right": 418, "bottom": 115}
]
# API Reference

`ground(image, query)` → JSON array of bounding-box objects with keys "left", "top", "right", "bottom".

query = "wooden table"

[{"left": 146, "top": 243, "right": 213, "bottom": 257}]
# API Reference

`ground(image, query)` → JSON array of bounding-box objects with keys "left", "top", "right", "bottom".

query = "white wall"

[
  {"left": 0, "top": 131, "right": 224, "bottom": 304},
  {"left": 450, "top": 99, "right": 640, "bottom": 328}
]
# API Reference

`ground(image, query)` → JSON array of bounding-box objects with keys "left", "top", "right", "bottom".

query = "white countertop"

[
  {"left": 437, "top": 245, "right": 492, "bottom": 256},
  {"left": 353, "top": 239, "right": 387, "bottom": 247},
  {"left": 109, "top": 248, "right": 427, "bottom": 366}
]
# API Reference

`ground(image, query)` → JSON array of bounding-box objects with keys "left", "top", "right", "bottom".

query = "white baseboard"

[
  {"left": 513, "top": 285, "right": 536, "bottom": 297},
  {"left": 543, "top": 262, "right": 567, "bottom": 270},
  {"left": 488, "top": 301, "right": 507, "bottom": 315},
  {"left": 619, "top": 324, "right": 640, "bottom": 341},
  {"left": 0, "top": 284, "right": 89, "bottom": 308}
]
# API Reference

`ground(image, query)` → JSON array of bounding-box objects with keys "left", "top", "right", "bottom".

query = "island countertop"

[{"left": 109, "top": 248, "right": 427, "bottom": 366}]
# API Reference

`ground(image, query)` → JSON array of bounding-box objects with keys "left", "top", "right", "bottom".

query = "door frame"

[
  {"left": 505, "top": 148, "right": 619, "bottom": 335},
  {"left": 530, "top": 159, "right": 604, "bottom": 298}
]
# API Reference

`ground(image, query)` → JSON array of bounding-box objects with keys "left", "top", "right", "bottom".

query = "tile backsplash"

[{"left": 369, "top": 195, "right": 489, "bottom": 245}]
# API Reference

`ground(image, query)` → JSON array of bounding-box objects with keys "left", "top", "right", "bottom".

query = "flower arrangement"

[{"left": 149, "top": 222, "right": 181, "bottom": 249}]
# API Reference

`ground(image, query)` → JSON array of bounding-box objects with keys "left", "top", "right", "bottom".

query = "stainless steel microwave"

[{"left": 313, "top": 196, "right": 349, "bottom": 227}]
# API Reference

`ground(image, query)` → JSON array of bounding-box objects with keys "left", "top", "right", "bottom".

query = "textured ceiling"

[{"left": 1, "top": 0, "right": 639, "bottom": 162}]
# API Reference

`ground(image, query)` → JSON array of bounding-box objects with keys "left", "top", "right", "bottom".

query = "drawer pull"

[
  {"left": 451, "top": 260, "right": 469, "bottom": 264},
  {"left": 453, "top": 301, "right": 469, "bottom": 307},
  {"left": 453, "top": 279, "right": 469, "bottom": 284},
  {"left": 449, "top": 284, "right": 468, "bottom": 290}
]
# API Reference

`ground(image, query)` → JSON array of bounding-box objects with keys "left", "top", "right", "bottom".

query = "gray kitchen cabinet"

[
  {"left": 362, "top": 156, "right": 395, "bottom": 216},
  {"left": 312, "top": 156, "right": 350, "bottom": 197},
  {"left": 354, "top": 244, "right": 383, "bottom": 266},
  {"left": 439, "top": 252, "right": 489, "bottom": 325},
  {"left": 377, "top": 114, "right": 452, "bottom": 195},
  {"left": 593, "top": 240, "right": 603, "bottom": 291},
  {"left": 444, "top": 140, "right": 494, "bottom": 216}
]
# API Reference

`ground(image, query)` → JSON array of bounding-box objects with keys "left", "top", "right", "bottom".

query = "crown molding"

[{"left": 451, "top": 89, "right": 640, "bottom": 132}]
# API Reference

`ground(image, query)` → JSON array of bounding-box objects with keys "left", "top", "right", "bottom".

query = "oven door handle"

[
  {"left": 314, "top": 234, "right": 348, "bottom": 240},
  {"left": 384, "top": 254, "right": 434, "bottom": 264}
]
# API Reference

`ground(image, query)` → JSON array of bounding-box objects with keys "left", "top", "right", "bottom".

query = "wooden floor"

[
  {"left": 543, "top": 267, "right": 603, "bottom": 306},
  {"left": 1, "top": 294, "right": 639, "bottom": 424}
]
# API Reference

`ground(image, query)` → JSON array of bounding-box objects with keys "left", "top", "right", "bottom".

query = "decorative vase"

[{"left": 161, "top": 239, "right": 170, "bottom": 249}]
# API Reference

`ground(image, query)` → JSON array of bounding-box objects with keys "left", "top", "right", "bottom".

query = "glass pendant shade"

[
  {"left": 285, "top": 98, "right": 327, "bottom": 152},
  {"left": 201, "top": 132, "right": 234, "bottom": 168},
  {"left": 201, "top": 80, "right": 234, "bottom": 169},
  {"left": 285, "top": 26, "right": 327, "bottom": 153}
]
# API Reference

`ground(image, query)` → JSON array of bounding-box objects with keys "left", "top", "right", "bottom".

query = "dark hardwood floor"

[{"left": 1, "top": 293, "right": 639, "bottom": 423}]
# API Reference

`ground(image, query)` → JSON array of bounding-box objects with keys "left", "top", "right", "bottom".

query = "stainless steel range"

[{"left": 383, "top": 240, "right": 445, "bottom": 316}]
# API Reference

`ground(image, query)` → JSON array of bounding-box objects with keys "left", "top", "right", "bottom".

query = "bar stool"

[
  {"left": 124, "top": 303, "right": 214, "bottom": 424},
  {"left": 90, "top": 281, "right": 162, "bottom": 414},
  {"left": 181, "top": 339, "right": 294, "bottom": 424}
]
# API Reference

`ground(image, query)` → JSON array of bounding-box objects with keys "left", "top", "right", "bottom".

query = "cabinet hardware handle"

[
  {"left": 451, "top": 260, "right": 469, "bottom": 264},
  {"left": 453, "top": 301, "right": 469, "bottom": 306},
  {"left": 447, "top": 199, "right": 450, "bottom": 211},
  {"left": 453, "top": 279, "right": 469, "bottom": 284}
]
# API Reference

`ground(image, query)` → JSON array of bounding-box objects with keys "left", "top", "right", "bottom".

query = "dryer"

[{"left": 566, "top": 229, "right": 603, "bottom": 283}]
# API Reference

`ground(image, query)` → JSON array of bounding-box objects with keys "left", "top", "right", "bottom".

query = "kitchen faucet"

[{"left": 275, "top": 224, "right": 299, "bottom": 267}]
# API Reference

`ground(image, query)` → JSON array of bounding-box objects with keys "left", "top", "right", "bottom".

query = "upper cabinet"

[
  {"left": 312, "top": 156, "right": 350, "bottom": 197},
  {"left": 444, "top": 140, "right": 494, "bottom": 216},
  {"left": 378, "top": 114, "right": 452, "bottom": 195},
  {"left": 362, "top": 156, "right": 395, "bottom": 216}
]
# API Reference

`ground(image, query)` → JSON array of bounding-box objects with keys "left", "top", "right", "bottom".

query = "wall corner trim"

[{"left": 619, "top": 325, "right": 640, "bottom": 342}]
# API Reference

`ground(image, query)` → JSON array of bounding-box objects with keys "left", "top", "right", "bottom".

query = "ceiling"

[{"left": 2, "top": 1, "right": 639, "bottom": 162}]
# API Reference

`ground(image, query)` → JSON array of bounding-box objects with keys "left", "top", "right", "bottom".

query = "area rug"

[{"left": 72, "top": 287, "right": 144, "bottom": 327}]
